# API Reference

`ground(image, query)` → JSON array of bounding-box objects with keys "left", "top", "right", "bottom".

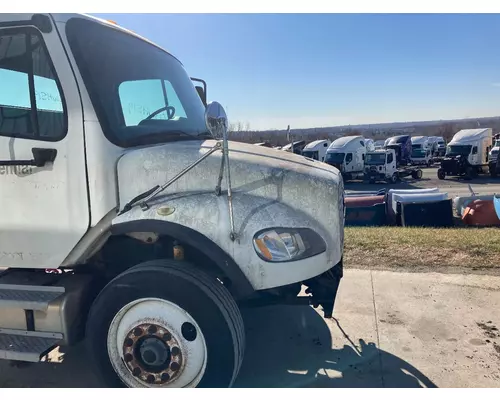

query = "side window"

[
  {"left": 119, "top": 79, "right": 187, "bottom": 126},
  {"left": 362, "top": 153, "right": 365, "bottom": 161},
  {"left": 387, "top": 152, "right": 394, "bottom": 164},
  {"left": 346, "top": 153, "right": 353, "bottom": 164},
  {"left": 0, "top": 28, "right": 66, "bottom": 140},
  {"left": 472, "top": 146, "right": 478, "bottom": 155}
]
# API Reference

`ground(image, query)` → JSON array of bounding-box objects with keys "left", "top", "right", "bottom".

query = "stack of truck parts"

[
  {"left": 453, "top": 194, "right": 495, "bottom": 217},
  {"left": 462, "top": 199, "right": 500, "bottom": 226},
  {"left": 345, "top": 203, "right": 387, "bottom": 226},
  {"left": 399, "top": 199, "right": 454, "bottom": 227},
  {"left": 344, "top": 190, "right": 387, "bottom": 226},
  {"left": 386, "top": 188, "right": 448, "bottom": 226}
]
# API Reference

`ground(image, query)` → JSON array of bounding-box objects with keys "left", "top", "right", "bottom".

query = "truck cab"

[
  {"left": 438, "top": 128, "right": 493, "bottom": 180},
  {"left": 410, "top": 136, "right": 432, "bottom": 166},
  {"left": 0, "top": 13, "right": 344, "bottom": 388},
  {"left": 435, "top": 137, "right": 446, "bottom": 157},
  {"left": 364, "top": 149, "right": 398, "bottom": 183},
  {"left": 364, "top": 149, "right": 422, "bottom": 184},
  {"left": 324, "top": 135, "right": 366, "bottom": 181},
  {"left": 384, "top": 135, "right": 412, "bottom": 166},
  {"left": 488, "top": 137, "right": 500, "bottom": 177},
  {"left": 301, "top": 139, "right": 331, "bottom": 162}
]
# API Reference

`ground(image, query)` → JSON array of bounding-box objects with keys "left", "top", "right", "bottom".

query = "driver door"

[{"left": 0, "top": 15, "right": 89, "bottom": 268}]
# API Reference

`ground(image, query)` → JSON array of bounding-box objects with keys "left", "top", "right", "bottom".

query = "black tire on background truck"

[
  {"left": 85, "top": 259, "right": 245, "bottom": 388},
  {"left": 489, "top": 163, "right": 497, "bottom": 177},
  {"left": 465, "top": 166, "right": 474, "bottom": 180},
  {"left": 411, "top": 169, "right": 423, "bottom": 180},
  {"left": 387, "top": 173, "right": 398, "bottom": 184},
  {"left": 437, "top": 168, "right": 445, "bottom": 180}
]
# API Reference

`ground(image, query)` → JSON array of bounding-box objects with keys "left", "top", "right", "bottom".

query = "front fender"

[
  {"left": 112, "top": 191, "right": 341, "bottom": 291},
  {"left": 110, "top": 217, "right": 254, "bottom": 300}
]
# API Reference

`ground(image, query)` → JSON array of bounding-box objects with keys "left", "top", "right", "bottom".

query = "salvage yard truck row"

[{"left": 0, "top": 13, "right": 344, "bottom": 388}]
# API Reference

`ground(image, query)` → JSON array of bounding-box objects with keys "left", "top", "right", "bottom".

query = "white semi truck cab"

[
  {"left": 0, "top": 14, "right": 345, "bottom": 388},
  {"left": 364, "top": 149, "right": 423, "bottom": 183}
]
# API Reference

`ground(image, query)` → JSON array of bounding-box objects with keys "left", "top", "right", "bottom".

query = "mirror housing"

[
  {"left": 191, "top": 77, "right": 207, "bottom": 107},
  {"left": 205, "top": 101, "right": 228, "bottom": 141}
]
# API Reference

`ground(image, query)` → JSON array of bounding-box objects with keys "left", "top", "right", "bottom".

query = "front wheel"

[
  {"left": 387, "top": 173, "right": 398, "bottom": 184},
  {"left": 85, "top": 259, "right": 245, "bottom": 388},
  {"left": 437, "top": 168, "right": 445, "bottom": 180}
]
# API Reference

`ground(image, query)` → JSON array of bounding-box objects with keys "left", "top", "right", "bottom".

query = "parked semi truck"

[
  {"left": 0, "top": 13, "right": 345, "bottom": 388},
  {"left": 410, "top": 136, "right": 432, "bottom": 166},
  {"left": 488, "top": 135, "right": 500, "bottom": 177},
  {"left": 301, "top": 139, "right": 332, "bottom": 162},
  {"left": 438, "top": 128, "right": 493, "bottom": 180},
  {"left": 384, "top": 135, "right": 412, "bottom": 166},
  {"left": 364, "top": 148, "right": 423, "bottom": 184},
  {"left": 324, "top": 135, "right": 366, "bottom": 181}
]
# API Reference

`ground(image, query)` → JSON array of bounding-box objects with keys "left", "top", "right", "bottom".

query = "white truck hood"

[{"left": 114, "top": 139, "right": 344, "bottom": 290}]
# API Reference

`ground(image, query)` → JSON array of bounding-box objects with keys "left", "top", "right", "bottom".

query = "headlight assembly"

[{"left": 252, "top": 227, "right": 326, "bottom": 263}]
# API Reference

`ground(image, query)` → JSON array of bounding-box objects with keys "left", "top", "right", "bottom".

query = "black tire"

[
  {"left": 465, "top": 166, "right": 474, "bottom": 180},
  {"left": 414, "top": 169, "right": 423, "bottom": 179},
  {"left": 85, "top": 259, "right": 245, "bottom": 388},
  {"left": 387, "top": 173, "right": 398, "bottom": 184},
  {"left": 437, "top": 168, "right": 445, "bottom": 180}
]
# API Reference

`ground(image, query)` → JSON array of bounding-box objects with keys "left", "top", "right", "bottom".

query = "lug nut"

[
  {"left": 132, "top": 367, "right": 141, "bottom": 377},
  {"left": 171, "top": 347, "right": 180, "bottom": 356},
  {"left": 134, "top": 327, "right": 143, "bottom": 336},
  {"left": 170, "top": 362, "right": 180, "bottom": 372},
  {"left": 124, "top": 353, "right": 133, "bottom": 362},
  {"left": 124, "top": 338, "right": 134, "bottom": 347},
  {"left": 161, "top": 373, "right": 170, "bottom": 382},
  {"left": 148, "top": 325, "right": 157, "bottom": 334},
  {"left": 146, "top": 375, "right": 155, "bottom": 384},
  {"left": 163, "top": 332, "right": 172, "bottom": 341}
]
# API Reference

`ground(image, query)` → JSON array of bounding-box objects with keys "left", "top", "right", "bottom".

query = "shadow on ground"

[
  {"left": 235, "top": 304, "right": 437, "bottom": 388},
  {"left": 0, "top": 304, "right": 436, "bottom": 388}
]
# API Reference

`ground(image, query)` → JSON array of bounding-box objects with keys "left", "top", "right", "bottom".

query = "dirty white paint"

[
  {"left": 113, "top": 140, "right": 344, "bottom": 291},
  {"left": 0, "top": 13, "right": 90, "bottom": 269}
]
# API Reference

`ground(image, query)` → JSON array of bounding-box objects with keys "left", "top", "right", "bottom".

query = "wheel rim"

[{"left": 107, "top": 298, "right": 207, "bottom": 388}]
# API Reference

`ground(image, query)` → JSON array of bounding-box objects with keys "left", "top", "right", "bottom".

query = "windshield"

[
  {"left": 446, "top": 145, "right": 472, "bottom": 156},
  {"left": 66, "top": 18, "right": 207, "bottom": 147},
  {"left": 325, "top": 152, "right": 345, "bottom": 163},
  {"left": 494, "top": 140, "right": 500, "bottom": 148},
  {"left": 302, "top": 150, "right": 319, "bottom": 160},
  {"left": 366, "top": 153, "right": 386, "bottom": 165},
  {"left": 412, "top": 149, "right": 426, "bottom": 158},
  {"left": 412, "top": 144, "right": 422, "bottom": 150}
]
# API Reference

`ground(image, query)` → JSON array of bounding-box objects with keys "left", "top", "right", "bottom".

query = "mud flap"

[{"left": 303, "top": 258, "right": 343, "bottom": 319}]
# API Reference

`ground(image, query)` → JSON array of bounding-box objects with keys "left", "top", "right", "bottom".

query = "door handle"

[{"left": 0, "top": 148, "right": 57, "bottom": 167}]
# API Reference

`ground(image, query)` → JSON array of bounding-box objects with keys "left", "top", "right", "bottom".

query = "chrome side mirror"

[
  {"left": 204, "top": 101, "right": 236, "bottom": 241},
  {"left": 205, "top": 101, "right": 228, "bottom": 141}
]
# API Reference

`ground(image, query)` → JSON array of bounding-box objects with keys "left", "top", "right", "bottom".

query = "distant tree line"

[{"left": 227, "top": 117, "right": 500, "bottom": 146}]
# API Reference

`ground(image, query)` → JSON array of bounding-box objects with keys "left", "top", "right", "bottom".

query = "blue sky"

[{"left": 93, "top": 13, "right": 500, "bottom": 130}]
